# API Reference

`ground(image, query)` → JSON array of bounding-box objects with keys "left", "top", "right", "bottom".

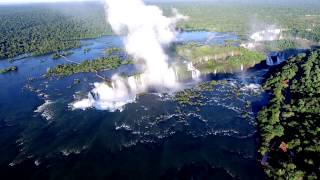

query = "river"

[{"left": 0, "top": 31, "right": 269, "bottom": 179}]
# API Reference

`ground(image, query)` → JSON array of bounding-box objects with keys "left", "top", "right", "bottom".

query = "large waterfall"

[{"left": 72, "top": 0, "right": 188, "bottom": 111}]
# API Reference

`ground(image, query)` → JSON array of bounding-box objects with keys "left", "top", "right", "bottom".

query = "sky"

[
  {"left": 0, "top": 0, "right": 316, "bottom": 5},
  {"left": 0, "top": 0, "right": 97, "bottom": 4}
]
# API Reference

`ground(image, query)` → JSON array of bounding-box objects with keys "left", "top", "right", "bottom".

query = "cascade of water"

[
  {"left": 266, "top": 56, "right": 274, "bottom": 66},
  {"left": 276, "top": 54, "right": 282, "bottom": 64},
  {"left": 187, "top": 62, "right": 201, "bottom": 80}
]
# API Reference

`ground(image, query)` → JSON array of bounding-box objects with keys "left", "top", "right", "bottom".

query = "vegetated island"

[
  {"left": 46, "top": 56, "right": 132, "bottom": 77},
  {"left": 257, "top": 49, "right": 320, "bottom": 179},
  {"left": 52, "top": 51, "right": 74, "bottom": 60},
  {"left": 175, "top": 43, "right": 266, "bottom": 73},
  {"left": 0, "top": 66, "right": 17, "bottom": 74}
]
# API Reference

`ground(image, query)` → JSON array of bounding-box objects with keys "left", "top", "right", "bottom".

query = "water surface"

[{"left": 0, "top": 31, "right": 267, "bottom": 180}]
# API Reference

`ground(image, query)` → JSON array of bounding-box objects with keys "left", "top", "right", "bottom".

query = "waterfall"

[
  {"left": 276, "top": 55, "right": 282, "bottom": 64},
  {"left": 72, "top": 0, "right": 188, "bottom": 111},
  {"left": 72, "top": 75, "right": 147, "bottom": 111},
  {"left": 267, "top": 52, "right": 288, "bottom": 66},
  {"left": 266, "top": 56, "right": 274, "bottom": 66},
  {"left": 187, "top": 62, "right": 201, "bottom": 80}
]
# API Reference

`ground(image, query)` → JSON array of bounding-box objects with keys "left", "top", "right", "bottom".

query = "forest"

[
  {"left": 257, "top": 49, "right": 320, "bottom": 179},
  {"left": 160, "top": 2, "right": 320, "bottom": 41},
  {"left": 0, "top": 2, "right": 112, "bottom": 60},
  {"left": 1, "top": 1, "right": 320, "bottom": 60}
]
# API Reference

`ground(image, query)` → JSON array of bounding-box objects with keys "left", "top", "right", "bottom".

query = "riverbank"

[{"left": 257, "top": 49, "right": 320, "bottom": 179}]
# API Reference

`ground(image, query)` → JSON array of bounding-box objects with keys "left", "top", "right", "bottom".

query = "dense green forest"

[
  {"left": 0, "top": 2, "right": 112, "bottom": 60},
  {"left": 160, "top": 2, "right": 320, "bottom": 41},
  {"left": 257, "top": 50, "right": 320, "bottom": 179},
  {"left": 1, "top": 2, "right": 320, "bottom": 60}
]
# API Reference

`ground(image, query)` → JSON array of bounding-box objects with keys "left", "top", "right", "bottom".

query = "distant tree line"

[
  {"left": 0, "top": 2, "right": 112, "bottom": 60},
  {"left": 160, "top": 2, "right": 320, "bottom": 41}
]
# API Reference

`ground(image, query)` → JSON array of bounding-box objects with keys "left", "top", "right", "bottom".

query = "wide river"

[{"left": 0, "top": 32, "right": 269, "bottom": 179}]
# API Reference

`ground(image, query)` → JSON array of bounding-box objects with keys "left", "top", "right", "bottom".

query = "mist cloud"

[{"left": 72, "top": 0, "right": 188, "bottom": 111}]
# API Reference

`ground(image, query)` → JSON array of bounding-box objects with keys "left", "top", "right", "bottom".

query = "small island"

[
  {"left": 0, "top": 66, "right": 18, "bottom": 74},
  {"left": 52, "top": 51, "right": 74, "bottom": 60},
  {"left": 46, "top": 56, "right": 130, "bottom": 77},
  {"left": 175, "top": 43, "right": 266, "bottom": 73}
]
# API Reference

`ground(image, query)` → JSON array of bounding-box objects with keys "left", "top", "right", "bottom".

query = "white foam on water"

[
  {"left": 34, "top": 100, "right": 54, "bottom": 120},
  {"left": 72, "top": 75, "right": 145, "bottom": 111},
  {"left": 240, "top": 83, "right": 261, "bottom": 92}
]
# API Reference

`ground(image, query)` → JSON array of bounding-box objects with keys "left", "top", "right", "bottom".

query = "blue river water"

[{"left": 0, "top": 31, "right": 268, "bottom": 179}]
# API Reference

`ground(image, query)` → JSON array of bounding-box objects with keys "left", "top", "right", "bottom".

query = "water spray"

[{"left": 72, "top": 0, "right": 188, "bottom": 111}]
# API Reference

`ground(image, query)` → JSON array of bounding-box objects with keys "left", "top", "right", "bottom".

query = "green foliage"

[
  {"left": 0, "top": 66, "right": 17, "bottom": 74},
  {"left": 176, "top": 43, "right": 266, "bottom": 73},
  {"left": 52, "top": 53, "right": 62, "bottom": 60},
  {"left": 160, "top": 2, "right": 320, "bottom": 41},
  {"left": 257, "top": 49, "right": 320, "bottom": 179},
  {"left": 46, "top": 56, "right": 123, "bottom": 77},
  {"left": 262, "top": 40, "right": 298, "bottom": 52},
  {"left": 104, "top": 48, "right": 123, "bottom": 56},
  {"left": 0, "top": 2, "right": 112, "bottom": 60},
  {"left": 52, "top": 51, "right": 74, "bottom": 60},
  {"left": 174, "top": 80, "right": 219, "bottom": 106},
  {"left": 174, "top": 89, "right": 204, "bottom": 106},
  {"left": 2, "top": 2, "right": 320, "bottom": 60}
]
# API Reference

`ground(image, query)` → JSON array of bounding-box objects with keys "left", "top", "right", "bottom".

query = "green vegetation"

[
  {"left": 160, "top": 2, "right": 320, "bottom": 41},
  {"left": 262, "top": 40, "right": 298, "bottom": 52},
  {"left": 257, "top": 50, "right": 320, "bottom": 179},
  {"left": 175, "top": 89, "right": 205, "bottom": 107},
  {"left": 52, "top": 53, "right": 61, "bottom": 60},
  {"left": 176, "top": 43, "right": 266, "bottom": 73},
  {"left": 52, "top": 51, "right": 74, "bottom": 60},
  {"left": 0, "top": 66, "right": 17, "bottom": 74},
  {"left": 1, "top": 2, "right": 320, "bottom": 60},
  {"left": 104, "top": 47, "right": 123, "bottom": 56},
  {"left": 47, "top": 57, "right": 123, "bottom": 77},
  {"left": 0, "top": 2, "right": 112, "bottom": 60},
  {"left": 174, "top": 80, "right": 219, "bottom": 106},
  {"left": 1, "top": 1, "right": 320, "bottom": 61}
]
